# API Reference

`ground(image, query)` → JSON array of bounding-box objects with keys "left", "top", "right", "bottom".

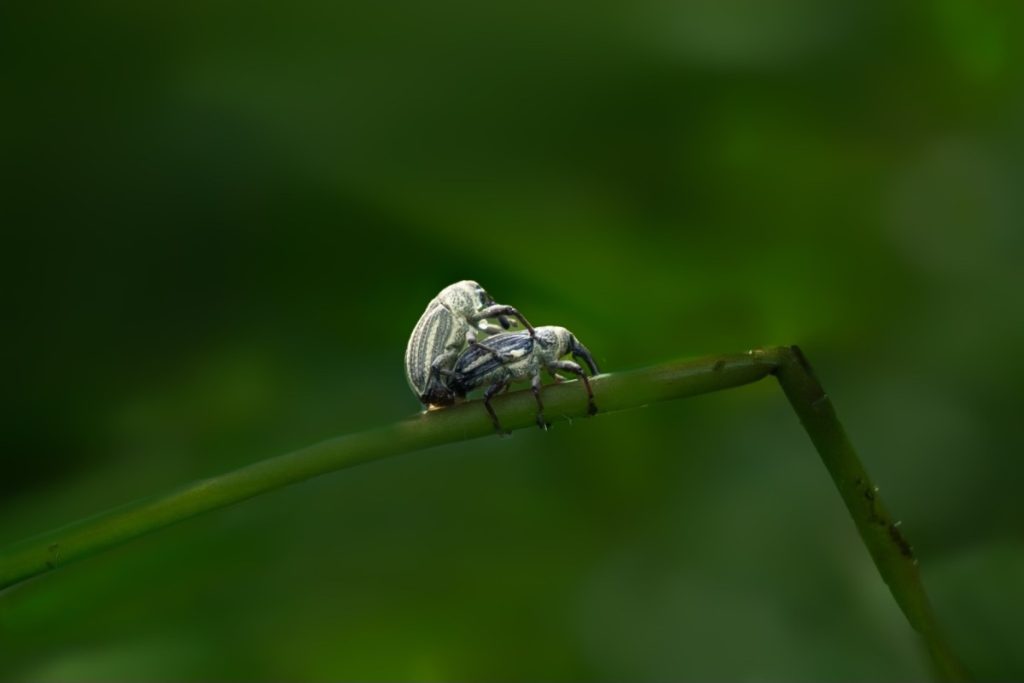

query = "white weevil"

[
  {"left": 448, "top": 325, "right": 600, "bottom": 433},
  {"left": 405, "top": 280, "right": 534, "bottom": 408}
]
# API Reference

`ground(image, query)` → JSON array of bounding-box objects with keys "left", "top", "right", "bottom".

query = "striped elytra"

[
  {"left": 449, "top": 333, "right": 536, "bottom": 394},
  {"left": 404, "top": 300, "right": 455, "bottom": 398},
  {"left": 404, "top": 280, "right": 509, "bottom": 407}
]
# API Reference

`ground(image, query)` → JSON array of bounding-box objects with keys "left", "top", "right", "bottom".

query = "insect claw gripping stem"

[{"left": 546, "top": 359, "right": 596, "bottom": 416}]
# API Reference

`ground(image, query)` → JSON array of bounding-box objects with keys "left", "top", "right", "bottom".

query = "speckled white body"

[
  {"left": 448, "top": 325, "right": 600, "bottom": 431},
  {"left": 404, "top": 280, "right": 528, "bottom": 407},
  {"left": 451, "top": 326, "right": 573, "bottom": 390}
]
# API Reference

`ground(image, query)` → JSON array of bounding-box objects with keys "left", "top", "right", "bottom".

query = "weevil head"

[
  {"left": 534, "top": 326, "right": 600, "bottom": 374},
  {"left": 438, "top": 280, "right": 491, "bottom": 316},
  {"left": 534, "top": 326, "right": 572, "bottom": 363}
]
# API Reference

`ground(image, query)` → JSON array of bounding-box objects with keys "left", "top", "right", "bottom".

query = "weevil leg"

[
  {"left": 546, "top": 360, "right": 598, "bottom": 416},
  {"left": 476, "top": 323, "right": 507, "bottom": 335},
  {"left": 531, "top": 371, "right": 549, "bottom": 430},
  {"left": 482, "top": 380, "right": 510, "bottom": 434},
  {"left": 471, "top": 305, "right": 535, "bottom": 335},
  {"left": 422, "top": 348, "right": 461, "bottom": 405},
  {"left": 466, "top": 331, "right": 506, "bottom": 363},
  {"left": 430, "top": 348, "right": 458, "bottom": 373}
]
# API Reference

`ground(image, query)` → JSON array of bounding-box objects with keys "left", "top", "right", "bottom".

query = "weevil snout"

[{"left": 571, "top": 336, "right": 600, "bottom": 375}]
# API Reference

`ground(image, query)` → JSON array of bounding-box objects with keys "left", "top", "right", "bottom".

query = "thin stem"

[
  {"left": 774, "top": 346, "right": 969, "bottom": 681},
  {"left": 0, "top": 351, "right": 778, "bottom": 593},
  {"left": 0, "top": 346, "right": 970, "bottom": 680}
]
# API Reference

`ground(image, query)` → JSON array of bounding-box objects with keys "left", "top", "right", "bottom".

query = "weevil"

[
  {"left": 447, "top": 325, "right": 600, "bottom": 433},
  {"left": 405, "top": 280, "right": 535, "bottom": 408}
]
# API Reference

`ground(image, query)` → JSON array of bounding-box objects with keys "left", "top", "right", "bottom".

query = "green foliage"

[{"left": 3, "top": 0, "right": 1023, "bottom": 679}]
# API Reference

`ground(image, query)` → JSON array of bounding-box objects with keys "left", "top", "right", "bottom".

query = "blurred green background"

[{"left": 3, "top": 0, "right": 1023, "bottom": 680}]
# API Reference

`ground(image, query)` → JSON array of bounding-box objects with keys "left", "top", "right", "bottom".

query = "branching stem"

[{"left": 0, "top": 346, "right": 969, "bottom": 680}]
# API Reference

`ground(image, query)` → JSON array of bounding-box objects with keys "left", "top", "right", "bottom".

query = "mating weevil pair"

[{"left": 404, "top": 280, "right": 600, "bottom": 433}]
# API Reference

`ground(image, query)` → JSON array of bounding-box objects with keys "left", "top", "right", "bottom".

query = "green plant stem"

[
  {"left": 0, "top": 350, "right": 776, "bottom": 592},
  {"left": 0, "top": 346, "right": 969, "bottom": 680},
  {"left": 774, "top": 346, "right": 969, "bottom": 681}
]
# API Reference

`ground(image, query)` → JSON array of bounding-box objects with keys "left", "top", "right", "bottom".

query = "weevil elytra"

[
  {"left": 447, "top": 325, "right": 600, "bottom": 433},
  {"left": 405, "top": 280, "right": 534, "bottom": 408}
]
